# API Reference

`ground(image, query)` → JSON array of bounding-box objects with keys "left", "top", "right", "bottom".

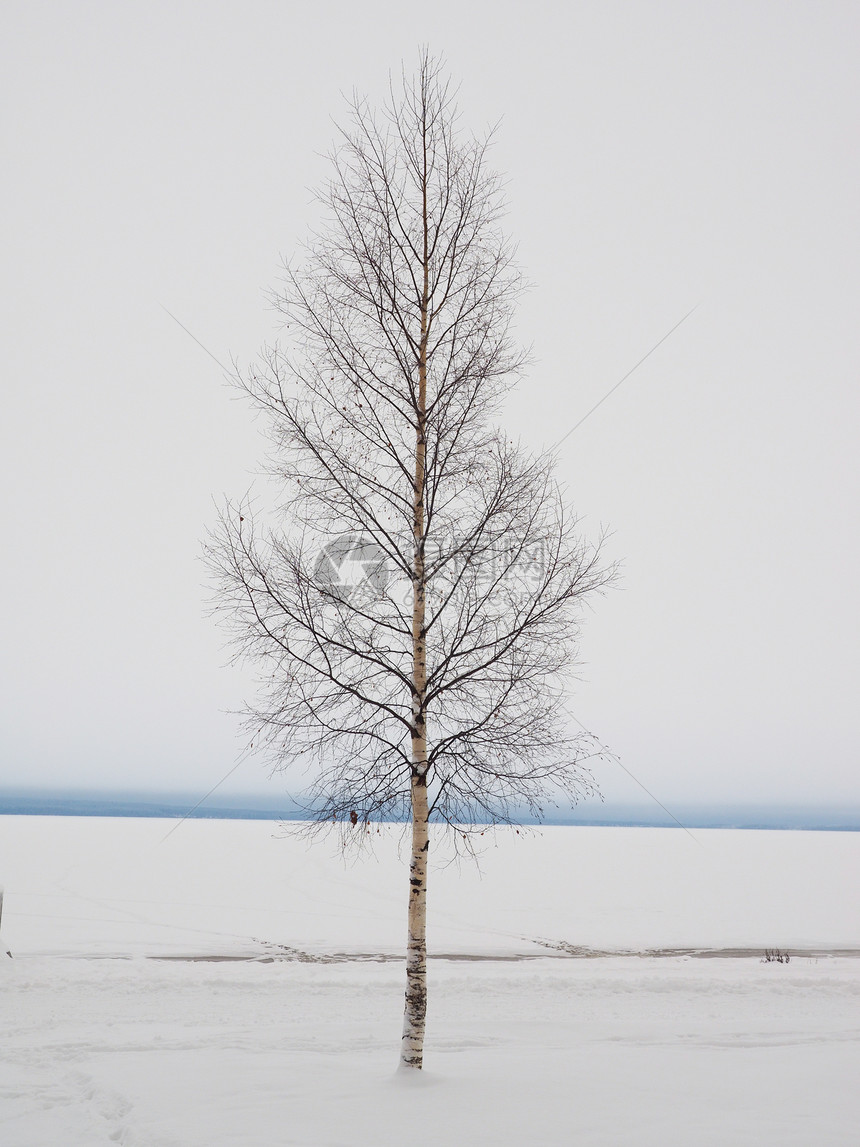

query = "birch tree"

[{"left": 208, "top": 53, "right": 612, "bottom": 1070}]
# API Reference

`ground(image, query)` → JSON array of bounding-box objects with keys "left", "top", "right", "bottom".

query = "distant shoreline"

[{"left": 1, "top": 789, "right": 858, "bottom": 830}]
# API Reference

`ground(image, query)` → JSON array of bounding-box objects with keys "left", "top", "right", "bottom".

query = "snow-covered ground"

[{"left": 1, "top": 816, "right": 858, "bottom": 1145}]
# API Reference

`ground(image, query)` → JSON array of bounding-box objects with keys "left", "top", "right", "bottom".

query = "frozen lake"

[{"left": 1, "top": 816, "right": 858, "bottom": 1144}]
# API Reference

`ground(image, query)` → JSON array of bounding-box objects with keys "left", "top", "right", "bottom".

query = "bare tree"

[{"left": 207, "top": 53, "right": 613, "bottom": 1071}]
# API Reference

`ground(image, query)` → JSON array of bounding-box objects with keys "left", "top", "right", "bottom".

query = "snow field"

[{"left": 1, "top": 816, "right": 858, "bottom": 1144}]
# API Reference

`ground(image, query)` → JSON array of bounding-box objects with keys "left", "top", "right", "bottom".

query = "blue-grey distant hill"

[{"left": 0, "top": 788, "right": 858, "bottom": 830}]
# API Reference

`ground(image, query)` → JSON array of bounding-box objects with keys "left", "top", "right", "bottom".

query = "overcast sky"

[{"left": 2, "top": 1, "right": 858, "bottom": 809}]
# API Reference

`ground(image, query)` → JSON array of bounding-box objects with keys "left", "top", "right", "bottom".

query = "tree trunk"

[
  {"left": 401, "top": 766, "right": 429, "bottom": 1067},
  {"left": 401, "top": 98, "right": 431, "bottom": 1070},
  {"left": 402, "top": 407, "right": 429, "bottom": 1069}
]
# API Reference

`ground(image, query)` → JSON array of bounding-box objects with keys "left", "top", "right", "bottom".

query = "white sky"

[{"left": 2, "top": 1, "right": 858, "bottom": 807}]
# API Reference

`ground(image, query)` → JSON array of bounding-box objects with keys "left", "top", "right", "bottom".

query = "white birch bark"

[{"left": 401, "top": 116, "right": 431, "bottom": 1070}]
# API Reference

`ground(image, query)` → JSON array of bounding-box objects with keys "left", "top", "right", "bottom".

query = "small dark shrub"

[{"left": 761, "top": 949, "right": 790, "bottom": 964}]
